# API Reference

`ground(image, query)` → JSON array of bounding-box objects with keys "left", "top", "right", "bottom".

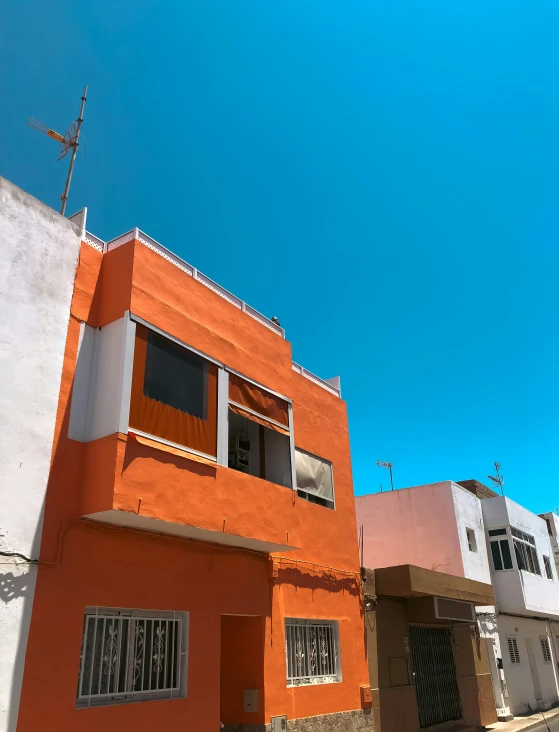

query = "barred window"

[
  {"left": 77, "top": 607, "right": 187, "bottom": 707},
  {"left": 507, "top": 636, "right": 520, "bottom": 664},
  {"left": 285, "top": 619, "right": 341, "bottom": 686},
  {"left": 541, "top": 637, "right": 552, "bottom": 664}
]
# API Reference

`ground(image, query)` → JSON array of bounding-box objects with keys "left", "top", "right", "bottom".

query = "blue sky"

[{"left": 1, "top": 0, "right": 558, "bottom": 512}]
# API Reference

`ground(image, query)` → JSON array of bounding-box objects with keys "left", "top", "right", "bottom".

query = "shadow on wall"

[
  {"left": 1, "top": 499, "right": 43, "bottom": 732},
  {"left": 275, "top": 565, "right": 361, "bottom": 599}
]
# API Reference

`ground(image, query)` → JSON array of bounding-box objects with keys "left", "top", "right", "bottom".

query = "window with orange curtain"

[{"left": 129, "top": 325, "right": 218, "bottom": 457}]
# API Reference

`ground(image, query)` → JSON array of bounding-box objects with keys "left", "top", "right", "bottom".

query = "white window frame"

[
  {"left": 488, "top": 529, "right": 514, "bottom": 572},
  {"left": 294, "top": 447, "right": 336, "bottom": 510},
  {"left": 285, "top": 619, "right": 341, "bottom": 687},
  {"left": 507, "top": 636, "right": 521, "bottom": 665},
  {"left": 540, "top": 636, "right": 552, "bottom": 664},
  {"left": 511, "top": 527, "right": 541, "bottom": 576},
  {"left": 77, "top": 606, "right": 188, "bottom": 708}
]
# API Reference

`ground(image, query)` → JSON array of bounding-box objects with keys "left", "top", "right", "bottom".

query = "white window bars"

[
  {"left": 77, "top": 607, "right": 187, "bottom": 707},
  {"left": 285, "top": 619, "right": 340, "bottom": 686}
]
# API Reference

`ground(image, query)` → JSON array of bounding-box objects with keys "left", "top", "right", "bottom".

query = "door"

[
  {"left": 525, "top": 638, "right": 543, "bottom": 701},
  {"left": 409, "top": 626, "right": 462, "bottom": 728}
]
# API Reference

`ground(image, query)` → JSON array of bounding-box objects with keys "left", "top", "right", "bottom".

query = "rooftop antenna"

[
  {"left": 377, "top": 460, "right": 394, "bottom": 491},
  {"left": 28, "top": 85, "right": 88, "bottom": 215},
  {"left": 487, "top": 461, "right": 505, "bottom": 496}
]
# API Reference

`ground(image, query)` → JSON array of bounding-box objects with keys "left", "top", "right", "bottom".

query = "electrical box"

[
  {"left": 360, "top": 685, "right": 373, "bottom": 706},
  {"left": 243, "top": 689, "right": 258, "bottom": 713},
  {"left": 271, "top": 715, "right": 287, "bottom": 732}
]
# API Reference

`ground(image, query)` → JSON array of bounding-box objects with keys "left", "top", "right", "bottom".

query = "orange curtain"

[
  {"left": 228, "top": 403, "right": 290, "bottom": 435},
  {"left": 129, "top": 325, "right": 218, "bottom": 456},
  {"left": 228, "top": 374, "right": 289, "bottom": 428}
]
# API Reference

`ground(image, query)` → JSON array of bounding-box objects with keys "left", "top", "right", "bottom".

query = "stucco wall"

[
  {"left": 0, "top": 177, "right": 81, "bottom": 732},
  {"left": 356, "top": 482, "right": 465, "bottom": 576},
  {"left": 451, "top": 482, "right": 491, "bottom": 584}
]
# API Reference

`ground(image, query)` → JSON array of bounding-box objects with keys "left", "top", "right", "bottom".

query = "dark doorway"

[
  {"left": 220, "top": 615, "right": 266, "bottom": 728},
  {"left": 409, "top": 626, "right": 462, "bottom": 728}
]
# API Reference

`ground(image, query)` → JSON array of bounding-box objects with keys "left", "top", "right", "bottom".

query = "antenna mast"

[
  {"left": 488, "top": 461, "right": 505, "bottom": 496},
  {"left": 28, "top": 85, "right": 88, "bottom": 215},
  {"left": 377, "top": 460, "right": 394, "bottom": 491}
]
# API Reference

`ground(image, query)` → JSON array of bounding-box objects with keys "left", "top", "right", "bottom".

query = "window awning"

[
  {"left": 228, "top": 403, "right": 290, "bottom": 435},
  {"left": 228, "top": 374, "right": 290, "bottom": 432},
  {"left": 295, "top": 449, "right": 334, "bottom": 502}
]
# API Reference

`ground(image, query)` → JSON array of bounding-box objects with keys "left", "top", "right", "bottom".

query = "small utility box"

[
  {"left": 271, "top": 715, "right": 287, "bottom": 732},
  {"left": 243, "top": 689, "right": 259, "bottom": 713}
]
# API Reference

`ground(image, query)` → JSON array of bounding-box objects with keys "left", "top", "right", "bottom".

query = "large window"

[
  {"left": 285, "top": 619, "right": 341, "bottom": 686},
  {"left": 77, "top": 607, "right": 187, "bottom": 707},
  {"left": 130, "top": 325, "right": 218, "bottom": 457},
  {"left": 511, "top": 528, "right": 541, "bottom": 576},
  {"left": 295, "top": 449, "right": 334, "bottom": 509},
  {"left": 489, "top": 535, "right": 513, "bottom": 571}
]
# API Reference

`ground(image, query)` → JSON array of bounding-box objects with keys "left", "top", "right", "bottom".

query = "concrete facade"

[{"left": 0, "top": 178, "right": 81, "bottom": 732}]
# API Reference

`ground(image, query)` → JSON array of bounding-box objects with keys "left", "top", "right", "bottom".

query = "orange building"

[{"left": 15, "top": 222, "right": 372, "bottom": 731}]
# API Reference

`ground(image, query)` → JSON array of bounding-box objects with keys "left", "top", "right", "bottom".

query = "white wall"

[
  {"left": 0, "top": 178, "right": 81, "bottom": 732},
  {"left": 451, "top": 482, "right": 491, "bottom": 584}
]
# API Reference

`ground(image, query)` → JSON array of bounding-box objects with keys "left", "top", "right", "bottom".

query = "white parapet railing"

[{"left": 82, "top": 227, "right": 341, "bottom": 397}]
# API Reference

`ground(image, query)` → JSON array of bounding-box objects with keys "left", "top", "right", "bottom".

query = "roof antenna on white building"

[
  {"left": 27, "top": 85, "right": 88, "bottom": 216},
  {"left": 377, "top": 460, "right": 394, "bottom": 490},
  {"left": 487, "top": 461, "right": 505, "bottom": 495}
]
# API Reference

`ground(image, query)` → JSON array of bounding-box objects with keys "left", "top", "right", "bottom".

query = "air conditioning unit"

[{"left": 434, "top": 597, "right": 476, "bottom": 622}]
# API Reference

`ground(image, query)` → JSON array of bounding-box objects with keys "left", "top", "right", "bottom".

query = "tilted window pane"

[{"left": 488, "top": 528, "right": 507, "bottom": 537}]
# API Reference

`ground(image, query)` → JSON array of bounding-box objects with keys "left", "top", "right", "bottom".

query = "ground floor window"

[
  {"left": 285, "top": 619, "right": 340, "bottom": 686},
  {"left": 541, "top": 637, "right": 552, "bottom": 664},
  {"left": 507, "top": 636, "right": 521, "bottom": 664},
  {"left": 77, "top": 607, "right": 187, "bottom": 707}
]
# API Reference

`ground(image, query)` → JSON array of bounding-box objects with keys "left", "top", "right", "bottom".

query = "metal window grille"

[
  {"left": 544, "top": 555, "right": 554, "bottom": 580},
  {"left": 507, "top": 636, "right": 520, "bottom": 664},
  {"left": 541, "top": 637, "right": 552, "bottom": 664},
  {"left": 77, "top": 607, "right": 187, "bottom": 707},
  {"left": 285, "top": 619, "right": 340, "bottom": 686}
]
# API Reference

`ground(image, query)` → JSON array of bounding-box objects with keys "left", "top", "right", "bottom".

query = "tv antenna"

[
  {"left": 487, "top": 461, "right": 504, "bottom": 495},
  {"left": 377, "top": 460, "right": 394, "bottom": 491},
  {"left": 28, "top": 85, "right": 88, "bottom": 215}
]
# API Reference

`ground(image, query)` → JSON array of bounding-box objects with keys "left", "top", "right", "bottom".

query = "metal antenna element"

[
  {"left": 28, "top": 85, "right": 88, "bottom": 215},
  {"left": 377, "top": 460, "right": 394, "bottom": 491},
  {"left": 488, "top": 461, "right": 505, "bottom": 496}
]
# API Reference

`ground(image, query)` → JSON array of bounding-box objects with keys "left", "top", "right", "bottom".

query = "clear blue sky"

[{"left": 1, "top": 0, "right": 558, "bottom": 512}]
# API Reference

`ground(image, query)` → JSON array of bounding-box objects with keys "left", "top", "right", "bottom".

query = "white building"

[
  {"left": 478, "top": 495, "right": 559, "bottom": 717},
  {"left": 540, "top": 511, "right": 559, "bottom": 575},
  {"left": 0, "top": 177, "right": 82, "bottom": 732}
]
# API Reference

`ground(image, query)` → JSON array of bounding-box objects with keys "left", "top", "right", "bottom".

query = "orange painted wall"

[{"left": 16, "top": 239, "right": 369, "bottom": 732}]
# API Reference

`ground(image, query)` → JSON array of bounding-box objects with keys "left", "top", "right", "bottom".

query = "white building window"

[
  {"left": 541, "top": 637, "right": 552, "bottom": 664},
  {"left": 511, "top": 528, "right": 541, "bottom": 576},
  {"left": 543, "top": 555, "right": 554, "bottom": 580},
  {"left": 77, "top": 607, "right": 187, "bottom": 707},
  {"left": 489, "top": 530, "right": 513, "bottom": 571},
  {"left": 466, "top": 527, "right": 477, "bottom": 552},
  {"left": 507, "top": 636, "right": 521, "bottom": 664},
  {"left": 285, "top": 619, "right": 341, "bottom": 686}
]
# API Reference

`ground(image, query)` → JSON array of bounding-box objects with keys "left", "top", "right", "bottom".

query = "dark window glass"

[
  {"left": 488, "top": 528, "right": 507, "bottom": 537},
  {"left": 500, "top": 540, "right": 513, "bottom": 570},
  {"left": 297, "top": 489, "right": 335, "bottom": 510},
  {"left": 144, "top": 331, "right": 207, "bottom": 419},
  {"left": 544, "top": 556, "right": 553, "bottom": 580},
  {"left": 491, "top": 541, "right": 503, "bottom": 571},
  {"left": 514, "top": 540, "right": 526, "bottom": 571}
]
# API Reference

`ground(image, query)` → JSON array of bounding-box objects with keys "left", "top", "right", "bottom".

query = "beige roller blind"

[{"left": 295, "top": 449, "right": 334, "bottom": 502}]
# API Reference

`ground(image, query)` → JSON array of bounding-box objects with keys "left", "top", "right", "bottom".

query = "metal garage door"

[{"left": 409, "top": 626, "right": 462, "bottom": 728}]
